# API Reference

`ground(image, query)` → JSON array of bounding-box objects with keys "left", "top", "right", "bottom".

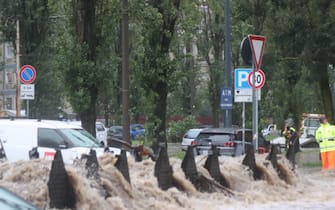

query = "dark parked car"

[
  {"left": 108, "top": 125, "right": 123, "bottom": 140},
  {"left": 194, "top": 127, "right": 262, "bottom": 157},
  {"left": 107, "top": 124, "right": 145, "bottom": 140}
]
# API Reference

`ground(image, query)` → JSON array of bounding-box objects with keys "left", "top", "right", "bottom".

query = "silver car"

[
  {"left": 194, "top": 128, "right": 254, "bottom": 157},
  {"left": 181, "top": 128, "right": 203, "bottom": 151}
]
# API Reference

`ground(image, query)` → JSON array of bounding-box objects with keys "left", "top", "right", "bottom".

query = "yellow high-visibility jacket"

[{"left": 315, "top": 123, "right": 335, "bottom": 152}]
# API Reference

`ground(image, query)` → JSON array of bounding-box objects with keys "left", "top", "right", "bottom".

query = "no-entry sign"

[{"left": 19, "top": 65, "right": 36, "bottom": 84}]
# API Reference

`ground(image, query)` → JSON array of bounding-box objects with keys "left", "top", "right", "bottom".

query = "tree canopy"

[{"left": 0, "top": 0, "right": 334, "bottom": 147}]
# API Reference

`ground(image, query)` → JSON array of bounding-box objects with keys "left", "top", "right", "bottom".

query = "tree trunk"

[
  {"left": 316, "top": 61, "right": 334, "bottom": 121},
  {"left": 149, "top": 0, "right": 181, "bottom": 154},
  {"left": 151, "top": 81, "right": 168, "bottom": 154}
]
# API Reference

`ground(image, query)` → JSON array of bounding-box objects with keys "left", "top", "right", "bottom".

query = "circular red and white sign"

[
  {"left": 247, "top": 69, "right": 266, "bottom": 89},
  {"left": 19, "top": 65, "right": 36, "bottom": 84}
]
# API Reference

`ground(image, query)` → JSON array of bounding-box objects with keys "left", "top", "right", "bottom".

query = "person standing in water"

[{"left": 315, "top": 116, "right": 335, "bottom": 170}]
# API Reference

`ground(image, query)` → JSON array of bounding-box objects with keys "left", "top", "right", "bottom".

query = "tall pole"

[
  {"left": 252, "top": 64, "right": 258, "bottom": 151},
  {"left": 242, "top": 102, "right": 245, "bottom": 154},
  {"left": 2, "top": 41, "right": 5, "bottom": 111},
  {"left": 224, "top": 0, "right": 232, "bottom": 128},
  {"left": 16, "top": 20, "right": 21, "bottom": 117},
  {"left": 121, "top": 0, "right": 130, "bottom": 144}
]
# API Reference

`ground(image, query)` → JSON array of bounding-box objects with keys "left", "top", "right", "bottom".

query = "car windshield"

[
  {"left": 209, "top": 135, "right": 231, "bottom": 141},
  {"left": 131, "top": 124, "right": 144, "bottom": 130},
  {"left": 304, "top": 119, "right": 320, "bottom": 127},
  {"left": 60, "top": 128, "right": 101, "bottom": 148},
  {"left": 197, "top": 132, "right": 234, "bottom": 140},
  {"left": 0, "top": 187, "right": 39, "bottom": 210},
  {"left": 111, "top": 126, "right": 123, "bottom": 133},
  {"left": 185, "top": 130, "right": 201, "bottom": 138},
  {"left": 96, "top": 124, "right": 105, "bottom": 132}
]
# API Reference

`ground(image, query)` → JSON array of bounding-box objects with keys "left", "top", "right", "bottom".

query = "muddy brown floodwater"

[{"left": 0, "top": 153, "right": 334, "bottom": 210}]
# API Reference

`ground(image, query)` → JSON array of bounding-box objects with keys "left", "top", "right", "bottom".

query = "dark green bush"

[{"left": 167, "top": 116, "right": 197, "bottom": 142}]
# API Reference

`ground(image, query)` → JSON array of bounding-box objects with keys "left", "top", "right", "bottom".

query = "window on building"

[{"left": 5, "top": 97, "right": 12, "bottom": 110}]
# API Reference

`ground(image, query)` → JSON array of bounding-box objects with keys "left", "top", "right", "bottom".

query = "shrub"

[{"left": 167, "top": 116, "right": 197, "bottom": 142}]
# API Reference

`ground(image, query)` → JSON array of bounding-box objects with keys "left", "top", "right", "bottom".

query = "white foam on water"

[{"left": 0, "top": 153, "right": 334, "bottom": 210}]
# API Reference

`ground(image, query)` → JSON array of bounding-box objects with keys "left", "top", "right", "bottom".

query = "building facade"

[{"left": 0, "top": 42, "right": 18, "bottom": 116}]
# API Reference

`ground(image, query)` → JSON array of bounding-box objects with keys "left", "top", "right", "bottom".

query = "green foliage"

[
  {"left": 0, "top": 0, "right": 67, "bottom": 119},
  {"left": 166, "top": 0, "right": 203, "bottom": 116},
  {"left": 195, "top": 1, "right": 227, "bottom": 126},
  {"left": 0, "top": 0, "right": 335, "bottom": 141},
  {"left": 95, "top": 0, "right": 122, "bottom": 122},
  {"left": 170, "top": 150, "right": 185, "bottom": 160},
  {"left": 262, "top": 0, "right": 335, "bottom": 123},
  {"left": 143, "top": 116, "right": 161, "bottom": 146},
  {"left": 167, "top": 116, "right": 197, "bottom": 143},
  {"left": 132, "top": 0, "right": 183, "bottom": 147},
  {"left": 302, "top": 162, "right": 322, "bottom": 168}
]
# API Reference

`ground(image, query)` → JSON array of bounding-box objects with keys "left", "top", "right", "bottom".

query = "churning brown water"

[{"left": 0, "top": 153, "right": 334, "bottom": 210}]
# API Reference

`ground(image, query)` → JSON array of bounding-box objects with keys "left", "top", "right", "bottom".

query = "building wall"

[{"left": 1, "top": 42, "right": 17, "bottom": 112}]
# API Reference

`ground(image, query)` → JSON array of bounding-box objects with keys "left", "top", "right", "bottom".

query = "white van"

[
  {"left": 0, "top": 119, "right": 120, "bottom": 164},
  {"left": 66, "top": 121, "right": 108, "bottom": 146}
]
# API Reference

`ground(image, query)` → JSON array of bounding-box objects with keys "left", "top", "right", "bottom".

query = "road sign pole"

[
  {"left": 255, "top": 75, "right": 259, "bottom": 151},
  {"left": 252, "top": 64, "right": 258, "bottom": 152},
  {"left": 242, "top": 102, "right": 245, "bottom": 154},
  {"left": 249, "top": 34, "right": 265, "bottom": 152},
  {"left": 27, "top": 100, "right": 29, "bottom": 118}
]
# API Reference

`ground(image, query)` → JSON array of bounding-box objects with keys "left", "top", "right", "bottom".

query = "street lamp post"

[
  {"left": 16, "top": 20, "right": 21, "bottom": 117},
  {"left": 121, "top": 0, "right": 130, "bottom": 144},
  {"left": 224, "top": 0, "right": 232, "bottom": 128},
  {"left": 2, "top": 41, "right": 5, "bottom": 111}
]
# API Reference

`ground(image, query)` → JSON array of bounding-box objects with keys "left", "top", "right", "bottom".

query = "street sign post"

[
  {"left": 248, "top": 35, "right": 266, "bottom": 152},
  {"left": 19, "top": 65, "right": 36, "bottom": 84},
  {"left": 19, "top": 65, "right": 36, "bottom": 117}
]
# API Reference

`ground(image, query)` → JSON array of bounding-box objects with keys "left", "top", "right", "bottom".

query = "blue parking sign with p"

[{"left": 235, "top": 68, "right": 252, "bottom": 89}]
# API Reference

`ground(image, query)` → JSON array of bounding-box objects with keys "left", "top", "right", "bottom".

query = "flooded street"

[{"left": 0, "top": 152, "right": 334, "bottom": 210}]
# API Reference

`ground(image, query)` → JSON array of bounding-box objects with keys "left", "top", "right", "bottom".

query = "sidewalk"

[{"left": 296, "top": 148, "right": 321, "bottom": 168}]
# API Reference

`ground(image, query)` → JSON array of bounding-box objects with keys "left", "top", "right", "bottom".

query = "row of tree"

[{"left": 0, "top": 0, "right": 334, "bottom": 149}]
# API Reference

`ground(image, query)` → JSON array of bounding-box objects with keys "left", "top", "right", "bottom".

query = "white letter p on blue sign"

[{"left": 235, "top": 68, "right": 252, "bottom": 89}]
